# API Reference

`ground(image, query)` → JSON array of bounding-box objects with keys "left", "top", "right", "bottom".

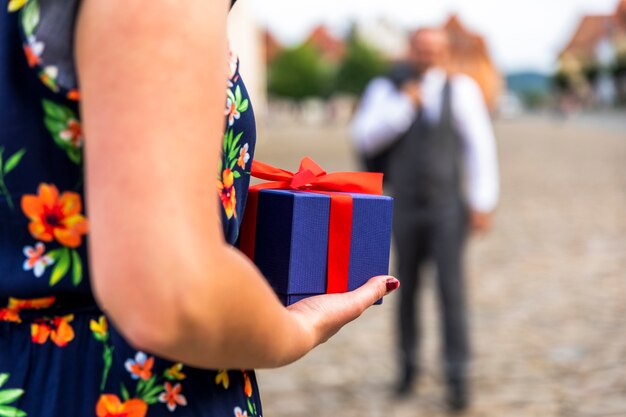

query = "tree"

[
  {"left": 552, "top": 70, "right": 571, "bottom": 92},
  {"left": 335, "top": 32, "right": 388, "bottom": 96},
  {"left": 267, "top": 44, "right": 335, "bottom": 100}
]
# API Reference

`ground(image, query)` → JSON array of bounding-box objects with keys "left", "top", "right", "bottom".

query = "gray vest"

[{"left": 389, "top": 81, "right": 464, "bottom": 208}]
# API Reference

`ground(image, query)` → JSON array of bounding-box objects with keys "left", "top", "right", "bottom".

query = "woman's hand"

[{"left": 288, "top": 276, "right": 399, "bottom": 349}]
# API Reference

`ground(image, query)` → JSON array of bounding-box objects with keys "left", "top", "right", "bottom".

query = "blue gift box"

[{"left": 249, "top": 189, "right": 393, "bottom": 306}]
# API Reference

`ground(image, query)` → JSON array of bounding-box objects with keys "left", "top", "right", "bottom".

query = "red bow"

[{"left": 239, "top": 157, "right": 383, "bottom": 294}]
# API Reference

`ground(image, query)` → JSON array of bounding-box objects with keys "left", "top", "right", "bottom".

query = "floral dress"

[{"left": 0, "top": 1, "right": 261, "bottom": 416}]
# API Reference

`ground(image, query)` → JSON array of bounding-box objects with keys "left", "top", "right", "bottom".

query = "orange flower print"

[
  {"left": 23, "top": 242, "right": 54, "bottom": 277},
  {"left": 217, "top": 168, "right": 237, "bottom": 219},
  {"left": 31, "top": 314, "right": 75, "bottom": 347},
  {"left": 0, "top": 297, "right": 55, "bottom": 324},
  {"left": 96, "top": 394, "right": 148, "bottom": 417},
  {"left": 67, "top": 89, "right": 80, "bottom": 101},
  {"left": 0, "top": 308, "right": 21, "bottom": 323},
  {"left": 237, "top": 143, "right": 250, "bottom": 170},
  {"left": 225, "top": 98, "right": 241, "bottom": 127},
  {"left": 31, "top": 321, "right": 51, "bottom": 344},
  {"left": 50, "top": 315, "right": 75, "bottom": 346},
  {"left": 59, "top": 118, "right": 83, "bottom": 148},
  {"left": 9, "top": 296, "right": 55, "bottom": 310},
  {"left": 21, "top": 183, "right": 89, "bottom": 248},
  {"left": 159, "top": 382, "right": 187, "bottom": 412},
  {"left": 225, "top": 86, "right": 248, "bottom": 127},
  {"left": 23, "top": 36, "right": 44, "bottom": 68},
  {"left": 125, "top": 352, "right": 155, "bottom": 381},
  {"left": 243, "top": 371, "right": 252, "bottom": 397},
  {"left": 234, "top": 407, "right": 248, "bottom": 417}
]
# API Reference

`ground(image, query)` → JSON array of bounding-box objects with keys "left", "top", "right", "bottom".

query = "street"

[{"left": 254, "top": 114, "right": 626, "bottom": 417}]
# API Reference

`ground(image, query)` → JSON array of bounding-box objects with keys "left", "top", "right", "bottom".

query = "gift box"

[{"left": 239, "top": 158, "right": 393, "bottom": 306}]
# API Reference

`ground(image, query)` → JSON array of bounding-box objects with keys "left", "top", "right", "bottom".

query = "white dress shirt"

[{"left": 350, "top": 67, "right": 499, "bottom": 212}]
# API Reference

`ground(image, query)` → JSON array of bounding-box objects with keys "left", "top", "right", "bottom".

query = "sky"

[{"left": 247, "top": 0, "right": 621, "bottom": 74}]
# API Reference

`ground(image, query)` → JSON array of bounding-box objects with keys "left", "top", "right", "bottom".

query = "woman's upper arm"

[{"left": 76, "top": 1, "right": 230, "bottom": 329}]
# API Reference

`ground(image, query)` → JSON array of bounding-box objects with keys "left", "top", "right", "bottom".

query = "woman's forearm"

[{"left": 98, "top": 244, "right": 316, "bottom": 370}]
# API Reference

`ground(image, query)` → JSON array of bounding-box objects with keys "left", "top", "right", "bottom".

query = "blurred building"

[
  {"left": 558, "top": 0, "right": 626, "bottom": 105},
  {"left": 441, "top": 15, "right": 503, "bottom": 112},
  {"left": 264, "top": 30, "right": 283, "bottom": 65},
  {"left": 257, "top": 15, "right": 503, "bottom": 115},
  {"left": 354, "top": 19, "right": 409, "bottom": 61},
  {"left": 304, "top": 25, "right": 346, "bottom": 63},
  {"left": 228, "top": 1, "right": 267, "bottom": 117}
]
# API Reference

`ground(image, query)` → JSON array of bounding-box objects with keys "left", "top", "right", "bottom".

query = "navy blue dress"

[{"left": 0, "top": 1, "right": 261, "bottom": 416}]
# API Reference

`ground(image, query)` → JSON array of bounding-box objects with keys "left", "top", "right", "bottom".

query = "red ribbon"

[{"left": 240, "top": 157, "right": 383, "bottom": 294}]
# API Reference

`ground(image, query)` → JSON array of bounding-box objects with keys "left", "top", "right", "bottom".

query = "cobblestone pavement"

[{"left": 253, "top": 114, "right": 626, "bottom": 417}]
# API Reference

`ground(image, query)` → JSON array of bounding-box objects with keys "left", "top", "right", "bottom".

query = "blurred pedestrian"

[{"left": 351, "top": 28, "right": 499, "bottom": 411}]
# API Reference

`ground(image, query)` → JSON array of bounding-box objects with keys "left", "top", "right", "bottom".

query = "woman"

[{"left": 0, "top": 0, "right": 399, "bottom": 416}]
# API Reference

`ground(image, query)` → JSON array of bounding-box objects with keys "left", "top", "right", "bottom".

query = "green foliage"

[
  {"left": 552, "top": 70, "right": 571, "bottom": 92},
  {"left": 267, "top": 43, "right": 335, "bottom": 100},
  {"left": 521, "top": 90, "right": 549, "bottom": 109},
  {"left": 582, "top": 61, "right": 600, "bottom": 84},
  {"left": 612, "top": 52, "right": 626, "bottom": 77},
  {"left": 335, "top": 33, "right": 388, "bottom": 95}
]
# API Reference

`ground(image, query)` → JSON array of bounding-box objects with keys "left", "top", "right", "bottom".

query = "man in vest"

[{"left": 351, "top": 28, "right": 499, "bottom": 411}]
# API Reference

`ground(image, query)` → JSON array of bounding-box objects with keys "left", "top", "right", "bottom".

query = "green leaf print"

[
  {"left": 143, "top": 384, "right": 164, "bottom": 405},
  {"left": 42, "top": 99, "right": 71, "bottom": 120},
  {"left": 49, "top": 247, "right": 70, "bottom": 286},
  {"left": 0, "top": 406, "right": 27, "bottom": 417},
  {"left": 222, "top": 130, "right": 244, "bottom": 172},
  {"left": 70, "top": 249, "right": 82, "bottom": 286},
  {"left": 20, "top": 0, "right": 39, "bottom": 37},
  {"left": 222, "top": 130, "right": 230, "bottom": 154},
  {"left": 120, "top": 383, "right": 130, "bottom": 401},
  {"left": 41, "top": 99, "right": 83, "bottom": 164},
  {"left": 135, "top": 379, "right": 146, "bottom": 397},
  {"left": 247, "top": 398, "right": 256, "bottom": 417},
  {"left": 100, "top": 345, "right": 113, "bottom": 391},
  {"left": 66, "top": 147, "right": 81, "bottom": 165},
  {"left": 236, "top": 87, "right": 249, "bottom": 113},
  {"left": 0, "top": 148, "right": 26, "bottom": 211},
  {"left": 228, "top": 86, "right": 249, "bottom": 114},
  {"left": 228, "top": 132, "right": 243, "bottom": 161},
  {"left": 3, "top": 149, "right": 26, "bottom": 175},
  {"left": 0, "top": 390, "right": 23, "bottom": 406},
  {"left": 0, "top": 374, "right": 26, "bottom": 417}
]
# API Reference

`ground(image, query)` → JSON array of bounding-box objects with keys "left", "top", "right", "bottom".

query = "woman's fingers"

[
  {"left": 287, "top": 275, "right": 399, "bottom": 347},
  {"left": 351, "top": 275, "right": 400, "bottom": 311}
]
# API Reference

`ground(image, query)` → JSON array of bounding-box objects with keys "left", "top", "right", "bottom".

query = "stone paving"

[{"left": 253, "top": 114, "right": 626, "bottom": 417}]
